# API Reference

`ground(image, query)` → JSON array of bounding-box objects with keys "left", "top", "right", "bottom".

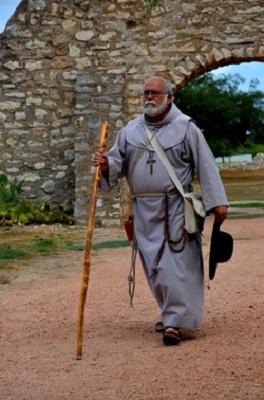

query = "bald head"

[{"left": 144, "top": 76, "right": 173, "bottom": 94}]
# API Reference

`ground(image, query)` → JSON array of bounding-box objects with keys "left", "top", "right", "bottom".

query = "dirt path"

[{"left": 0, "top": 217, "right": 263, "bottom": 400}]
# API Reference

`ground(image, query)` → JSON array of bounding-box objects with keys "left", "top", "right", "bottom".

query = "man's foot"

[
  {"left": 163, "top": 327, "right": 181, "bottom": 346},
  {"left": 155, "top": 321, "right": 164, "bottom": 333}
]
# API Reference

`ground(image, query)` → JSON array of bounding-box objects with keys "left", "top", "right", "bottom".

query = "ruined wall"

[{"left": 0, "top": 0, "right": 263, "bottom": 224}]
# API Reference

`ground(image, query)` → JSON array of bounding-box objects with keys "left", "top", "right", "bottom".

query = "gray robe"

[{"left": 100, "top": 104, "right": 228, "bottom": 329}]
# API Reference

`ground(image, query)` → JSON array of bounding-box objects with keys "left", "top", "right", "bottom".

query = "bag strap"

[{"left": 144, "top": 125, "right": 185, "bottom": 197}]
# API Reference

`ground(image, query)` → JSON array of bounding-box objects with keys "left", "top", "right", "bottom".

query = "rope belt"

[{"left": 133, "top": 189, "right": 180, "bottom": 198}]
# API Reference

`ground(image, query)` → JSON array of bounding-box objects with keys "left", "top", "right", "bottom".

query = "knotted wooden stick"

[{"left": 76, "top": 122, "right": 108, "bottom": 360}]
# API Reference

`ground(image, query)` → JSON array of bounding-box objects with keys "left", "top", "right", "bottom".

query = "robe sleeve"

[
  {"left": 186, "top": 121, "right": 229, "bottom": 212},
  {"left": 100, "top": 129, "right": 127, "bottom": 192}
]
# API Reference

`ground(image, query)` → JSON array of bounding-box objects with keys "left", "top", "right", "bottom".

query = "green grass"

[
  {"left": 220, "top": 169, "right": 264, "bottom": 202},
  {"left": 230, "top": 202, "right": 264, "bottom": 208},
  {"left": 195, "top": 168, "right": 264, "bottom": 204},
  {"left": 0, "top": 236, "right": 131, "bottom": 263},
  {"left": 0, "top": 248, "right": 28, "bottom": 260},
  {"left": 0, "top": 236, "right": 60, "bottom": 261},
  {"left": 92, "top": 240, "right": 131, "bottom": 250},
  {"left": 33, "top": 237, "right": 58, "bottom": 255},
  {"left": 62, "top": 239, "right": 131, "bottom": 251},
  {"left": 228, "top": 213, "right": 264, "bottom": 220},
  {"left": 62, "top": 240, "right": 85, "bottom": 251}
]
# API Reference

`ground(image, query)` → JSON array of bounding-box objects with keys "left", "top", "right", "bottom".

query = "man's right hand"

[{"left": 93, "top": 152, "right": 109, "bottom": 171}]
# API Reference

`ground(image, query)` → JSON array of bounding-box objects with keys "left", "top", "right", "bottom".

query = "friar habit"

[{"left": 99, "top": 104, "right": 228, "bottom": 329}]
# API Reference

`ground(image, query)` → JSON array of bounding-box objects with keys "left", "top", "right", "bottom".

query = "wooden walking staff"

[{"left": 76, "top": 122, "right": 109, "bottom": 360}]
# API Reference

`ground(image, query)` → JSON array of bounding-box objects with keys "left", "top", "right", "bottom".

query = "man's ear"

[{"left": 167, "top": 93, "right": 173, "bottom": 104}]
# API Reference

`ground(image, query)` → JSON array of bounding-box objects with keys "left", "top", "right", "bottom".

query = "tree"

[
  {"left": 209, "top": 138, "right": 233, "bottom": 163},
  {"left": 174, "top": 73, "right": 264, "bottom": 158}
]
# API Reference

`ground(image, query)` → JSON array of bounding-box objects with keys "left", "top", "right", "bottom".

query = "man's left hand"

[{"left": 214, "top": 205, "right": 228, "bottom": 225}]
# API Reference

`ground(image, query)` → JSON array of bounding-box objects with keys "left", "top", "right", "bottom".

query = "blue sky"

[
  {"left": 0, "top": 0, "right": 20, "bottom": 32},
  {"left": 0, "top": 0, "right": 263, "bottom": 92}
]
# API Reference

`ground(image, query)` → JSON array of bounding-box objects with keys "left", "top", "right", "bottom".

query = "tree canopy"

[{"left": 174, "top": 73, "right": 264, "bottom": 159}]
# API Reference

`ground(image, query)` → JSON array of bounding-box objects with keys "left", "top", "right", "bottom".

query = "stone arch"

[{"left": 0, "top": 0, "right": 263, "bottom": 224}]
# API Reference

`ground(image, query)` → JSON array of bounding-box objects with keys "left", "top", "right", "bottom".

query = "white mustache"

[{"left": 144, "top": 101, "right": 156, "bottom": 107}]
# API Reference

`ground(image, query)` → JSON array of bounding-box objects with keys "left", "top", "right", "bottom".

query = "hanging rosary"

[{"left": 150, "top": 194, "right": 187, "bottom": 278}]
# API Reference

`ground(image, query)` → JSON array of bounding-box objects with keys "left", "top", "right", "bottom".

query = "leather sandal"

[
  {"left": 163, "top": 326, "right": 181, "bottom": 346},
  {"left": 155, "top": 321, "right": 164, "bottom": 333}
]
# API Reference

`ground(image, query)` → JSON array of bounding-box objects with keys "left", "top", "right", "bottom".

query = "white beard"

[{"left": 143, "top": 95, "right": 168, "bottom": 117}]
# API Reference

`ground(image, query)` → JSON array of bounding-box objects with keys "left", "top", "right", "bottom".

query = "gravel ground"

[{"left": 0, "top": 216, "right": 263, "bottom": 400}]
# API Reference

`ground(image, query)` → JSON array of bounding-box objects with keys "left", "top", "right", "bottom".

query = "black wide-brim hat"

[{"left": 209, "top": 220, "right": 233, "bottom": 280}]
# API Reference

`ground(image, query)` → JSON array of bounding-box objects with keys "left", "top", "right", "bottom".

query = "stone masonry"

[{"left": 0, "top": 0, "right": 263, "bottom": 224}]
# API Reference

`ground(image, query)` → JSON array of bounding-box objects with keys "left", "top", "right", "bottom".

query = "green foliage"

[
  {"left": 208, "top": 138, "right": 234, "bottom": 162},
  {"left": 144, "top": 0, "right": 166, "bottom": 12},
  {"left": 0, "top": 173, "right": 75, "bottom": 226},
  {"left": 234, "top": 138, "right": 264, "bottom": 157},
  {"left": 0, "top": 173, "right": 22, "bottom": 206},
  {"left": 174, "top": 73, "right": 264, "bottom": 159}
]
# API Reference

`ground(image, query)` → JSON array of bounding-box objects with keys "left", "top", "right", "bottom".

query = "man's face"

[{"left": 142, "top": 78, "right": 171, "bottom": 117}]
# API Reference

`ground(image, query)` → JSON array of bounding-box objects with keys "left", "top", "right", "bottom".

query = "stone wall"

[
  {"left": 219, "top": 153, "right": 264, "bottom": 170},
  {"left": 0, "top": 0, "right": 263, "bottom": 224}
]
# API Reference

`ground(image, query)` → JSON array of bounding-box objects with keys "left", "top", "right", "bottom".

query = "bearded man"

[{"left": 93, "top": 76, "right": 228, "bottom": 346}]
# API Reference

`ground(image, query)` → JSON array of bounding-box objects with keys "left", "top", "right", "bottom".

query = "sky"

[{"left": 0, "top": 0, "right": 263, "bottom": 92}]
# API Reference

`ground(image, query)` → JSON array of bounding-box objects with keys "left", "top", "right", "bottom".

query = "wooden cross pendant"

[{"left": 147, "top": 151, "right": 156, "bottom": 174}]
